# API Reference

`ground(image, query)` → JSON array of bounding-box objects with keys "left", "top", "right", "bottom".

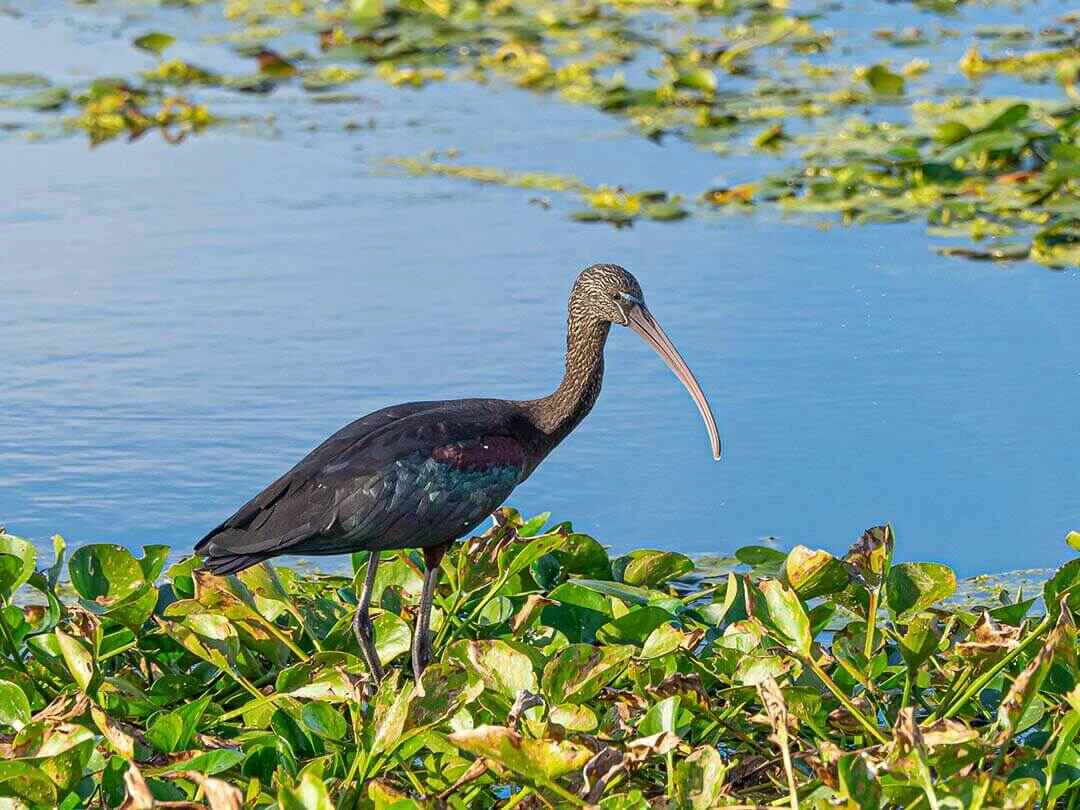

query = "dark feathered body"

[{"left": 198, "top": 399, "right": 548, "bottom": 573}]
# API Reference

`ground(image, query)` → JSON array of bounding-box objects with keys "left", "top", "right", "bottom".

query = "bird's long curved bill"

[{"left": 628, "top": 304, "right": 721, "bottom": 460}]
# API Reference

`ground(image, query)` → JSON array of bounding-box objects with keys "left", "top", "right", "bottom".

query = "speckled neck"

[{"left": 524, "top": 310, "right": 611, "bottom": 447}]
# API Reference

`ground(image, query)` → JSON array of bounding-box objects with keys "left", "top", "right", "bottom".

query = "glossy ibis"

[{"left": 196, "top": 264, "right": 720, "bottom": 683}]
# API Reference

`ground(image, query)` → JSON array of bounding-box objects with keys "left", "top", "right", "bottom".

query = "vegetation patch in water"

[
  {"left": 1, "top": 0, "right": 1077, "bottom": 264},
  {"left": 0, "top": 511, "right": 1079, "bottom": 807}
]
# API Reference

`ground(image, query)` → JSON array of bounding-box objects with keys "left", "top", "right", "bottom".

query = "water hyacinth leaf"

[
  {"left": 542, "top": 643, "right": 633, "bottom": 704},
  {"left": 837, "top": 753, "right": 880, "bottom": 810},
  {"left": 0, "top": 761, "right": 57, "bottom": 806},
  {"left": 372, "top": 610, "right": 411, "bottom": 665},
  {"left": 785, "top": 545, "right": 849, "bottom": 599},
  {"left": 542, "top": 581, "right": 613, "bottom": 642},
  {"left": 55, "top": 628, "right": 95, "bottom": 691},
  {"left": 736, "top": 545, "right": 787, "bottom": 569},
  {"left": 638, "top": 695, "right": 690, "bottom": 737},
  {"left": 499, "top": 532, "right": 565, "bottom": 579},
  {"left": 597, "top": 605, "right": 673, "bottom": 644},
  {"left": 146, "top": 694, "right": 210, "bottom": 754},
  {"left": 898, "top": 612, "right": 942, "bottom": 670},
  {"left": 69, "top": 544, "right": 145, "bottom": 603},
  {"left": 613, "top": 550, "right": 693, "bottom": 587},
  {"left": 864, "top": 64, "right": 905, "bottom": 94},
  {"left": 448, "top": 725, "right": 592, "bottom": 782},
  {"left": 22, "top": 722, "right": 96, "bottom": 791},
  {"left": 0, "top": 533, "right": 35, "bottom": 601},
  {"left": 759, "top": 579, "right": 812, "bottom": 656},
  {"left": 177, "top": 749, "right": 245, "bottom": 776},
  {"left": 0, "top": 679, "right": 30, "bottom": 731},
  {"left": 453, "top": 639, "right": 537, "bottom": 699},
  {"left": 673, "top": 745, "right": 727, "bottom": 810},
  {"left": 518, "top": 511, "right": 551, "bottom": 537},
  {"left": 552, "top": 533, "right": 611, "bottom": 578},
  {"left": 0, "top": 72, "right": 50, "bottom": 88},
  {"left": 886, "top": 562, "right": 957, "bottom": 620},
  {"left": 301, "top": 701, "right": 347, "bottom": 740},
  {"left": 549, "top": 703, "right": 598, "bottom": 732},
  {"left": 1067, "top": 531, "right": 1080, "bottom": 553},
  {"left": 571, "top": 579, "right": 662, "bottom": 607},
  {"left": 133, "top": 32, "right": 176, "bottom": 56},
  {"left": 365, "top": 674, "right": 415, "bottom": 763},
  {"left": 278, "top": 770, "right": 334, "bottom": 810},
  {"left": 639, "top": 623, "right": 688, "bottom": 659}
]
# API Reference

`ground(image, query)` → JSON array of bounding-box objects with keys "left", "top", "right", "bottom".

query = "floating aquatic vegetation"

[
  {"left": 1, "top": 514, "right": 1079, "bottom": 806},
  {"left": 1, "top": 0, "right": 1077, "bottom": 264},
  {"left": 68, "top": 80, "right": 213, "bottom": 145}
]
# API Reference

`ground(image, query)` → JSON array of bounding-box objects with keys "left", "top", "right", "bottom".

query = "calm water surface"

[{"left": 2, "top": 0, "right": 1078, "bottom": 576}]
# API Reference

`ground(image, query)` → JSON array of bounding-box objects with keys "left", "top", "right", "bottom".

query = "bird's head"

[{"left": 571, "top": 263, "right": 722, "bottom": 461}]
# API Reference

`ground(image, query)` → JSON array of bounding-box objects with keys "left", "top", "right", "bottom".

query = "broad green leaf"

[
  {"left": 278, "top": 770, "right": 334, "bottom": 810},
  {"left": 448, "top": 725, "right": 591, "bottom": 782},
  {"left": 759, "top": 579, "right": 812, "bottom": 656},
  {"left": 452, "top": 639, "right": 537, "bottom": 699},
  {"left": 133, "top": 32, "right": 176, "bottom": 56},
  {"left": 613, "top": 549, "right": 693, "bottom": 587},
  {"left": 302, "top": 702, "right": 347, "bottom": 740},
  {"left": 542, "top": 643, "right": 632, "bottom": 704},
  {"left": 541, "top": 581, "right": 614, "bottom": 643},
  {"left": 673, "top": 745, "right": 727, "bottom": 810},
  {"left": 55, "top": 628, "right": 95, "bottom": 691},
  {"left": 785, "top": 545, "right": 849, "bottom": 599},
  {"left": 865, "top": 64, "right": 905, "bottom": 94},
  {"left": 838, "top": 753, "right": 880, "bottom": 810},
  {"left": 597, "top": 605, "right": 672, "bottom": 644},
  {"left": 68, "top": 544, "right": 145, "bottom": 603},
  {"left": 0, "top": 679, "right": 30, "bottom": 731},
  {"left": 0, "top": 761, "right": 57, "bottom": 805},
  {"left": 886, "top": 562, "right": 957, "bottom": 620},
  {"left": 639, "top": 623, "right": 688, "bottom": 659},
  {"left": 552, "top": 533, "right": 611, "bottom": 578},
  {"left": 372, "top": 610, "right": 411, "bottom": 666},
  {"left": 0, "top": 533, "right": 35, "bottom": 601}
]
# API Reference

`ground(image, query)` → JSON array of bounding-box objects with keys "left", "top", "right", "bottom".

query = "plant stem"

[
  {"left": 939, "top": 614, "right": 1052, "bottom": 720},
  {"left": 864, "top": 589, "right": 879, "bottom": 661},
  {"left": 806, "top": 657, "right": 888, "bottom": 745}
]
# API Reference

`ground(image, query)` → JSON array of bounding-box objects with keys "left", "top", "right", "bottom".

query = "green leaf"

[
  {"left": 597, "top": 605, "right": 673, "bottom": 644},
  {"left": 146, "top": 694, "right": 210, "bottom": 753},
  {"left": 452, "top": 639, "right": 537, "bottom": 699},
  {"left": 613, "top": 549, "right": 693, "bottom": 587},
  {"left": 0, "top": 533, "right": 35, "bottom": 601},
  {"left": 897, "top": 613, "right": 942, "bottom": 670},
  {"left": 639, "top": 695, "right": 690, "bottom": 736},
  {"left": 673, "top": 745, "right": 727, "bottom": 810},
  {"left": 639, "top": 623, "right": 688, "bottom": 659},
  {"left": 55, "top": 628, "right": 95, "bottom": 691},
  {"left": 278, "top": 770, "right": 334, "bottom": 810},
  {"left": 177, "top": 748, "right": 245, "bottom": 775},
  {"left": 886, "top": 562, "right": 957, "bottom": 621},
  {"left": 372, "top": 610, "right": 411, "bottom": 666},
  {"left": 542, "top": 643, "right": 633, "bottom": 704},
  {"left": 0, "top": 761, "right": 57, "bottom": 805},
  {"left": 784, "top": 545, "right": 849, "bottom": 599},
  {"left": 864, "top": 64, "right": 905, "bottom": 95},
  {"left": 552, "top": 533, "right": 611, "bottom": 578},
  {"left": 448, "top": 725, "right": 592, "bottom": 782},
  {"left": 0, "top": 679, "right": 30, "bottom": 731},
  {"left": 302, "top": 702, "right": 347, "bottom": 740},
  {"left": 736, "top": 545, "right": 787, "bottom": 567},
  {"left": 838, "top": 753, "right": 880, "bottom": 810},
  {"left": 1066, "top": 531, "right": 1080, "bottom": 553},
  {"left": 68, "top": 544, "right": 146, "bottom": 603},
  {"left": 133, "top": 32, "right": 176, "bottom": 56},
  {"left": 541, "top": 581, "right": 614, "bottom": 643},
  {"left": 759, "top": 578, "right": 812, "bottom": 656}
]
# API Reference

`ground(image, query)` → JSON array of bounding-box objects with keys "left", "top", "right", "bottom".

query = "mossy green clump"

[{"left": 1, "top": 513, "right": 1079, "bottom": 807}]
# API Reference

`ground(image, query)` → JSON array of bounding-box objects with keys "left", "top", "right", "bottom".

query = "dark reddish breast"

[{"left": 432, "top": 437, "right": 526, "bottom": 470}]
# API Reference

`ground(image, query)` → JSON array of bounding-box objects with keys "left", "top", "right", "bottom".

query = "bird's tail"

[
  {"left": 195, "top": 530, "right": 270, "bottom": 576},
  {"left": 199, "top": 551, "right": 268, "bottom": 576}
]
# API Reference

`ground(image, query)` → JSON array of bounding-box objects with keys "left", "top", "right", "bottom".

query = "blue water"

[{"left": 2, "top": 0, "right": 1078, "bottom": 576}]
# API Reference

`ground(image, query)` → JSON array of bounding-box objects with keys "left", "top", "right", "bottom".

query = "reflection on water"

[{"left": 1, "top": 1, "right": 1078, "bottom": 576}]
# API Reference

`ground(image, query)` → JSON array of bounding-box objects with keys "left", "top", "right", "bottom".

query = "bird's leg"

[
  {"left": 354, "top": 551, "right": 384, "bottom": 683},
  {"left": 412, "top": 542, "right": 449, "bottom": 685}
]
